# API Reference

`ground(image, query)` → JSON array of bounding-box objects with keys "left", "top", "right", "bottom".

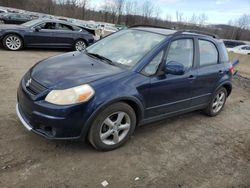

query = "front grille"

[{"left": 24, "top": 74, "right": 47, "bottom": 95}]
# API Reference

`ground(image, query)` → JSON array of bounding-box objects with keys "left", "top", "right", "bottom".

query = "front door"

[
  {"left": 24, "top": 22, "right": 56, "bottom": 47},
  {"left": 144, "top": 38, "right": 197, "bottom": 118}
]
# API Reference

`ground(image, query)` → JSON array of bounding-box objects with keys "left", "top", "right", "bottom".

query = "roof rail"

[
  {"left": 173, "top": 29, "right": 219, "bottom": 39},
  {"left": 129, "top": 24, "right": 175, "bottom": 30},
  {"left": 130, "top": 25, "right": 219, "bottom": 38}
]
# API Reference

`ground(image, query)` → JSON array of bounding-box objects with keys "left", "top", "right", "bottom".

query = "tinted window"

[
  {"left": 142, "top": 51, "right": 164, "bottom": 76},
  {"left": 72, "top": 25, "right": 82, "bottom": 31},
  {"left": 166, "top": 39, "right": 194, "bottom": 69},
  {"left": 57, "top": 23, "right": 73, "bottom": 31},
  {"left": 39, "top": 22, "right": 57, "bottom": 30},
  {"left": 199, "top": 40, "right": 218, "bottom": 66}
]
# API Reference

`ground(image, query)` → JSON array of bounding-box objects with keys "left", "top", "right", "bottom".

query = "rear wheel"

[
  {"left": 204, "top": 87, "right": 227, "bottom": 116},
  {"left": 88, "top": 102, "right": 136, "bottom": 151},
  {"left": 74, "top": 39, "right": 86, "bottom": 51},
  {"left": 3, "top": 34, "right": 23, "bottom": 51}
]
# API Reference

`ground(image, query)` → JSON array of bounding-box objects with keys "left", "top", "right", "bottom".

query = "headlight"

[{"left": 45, "top": 84, "right": 94, "bottom": 105}]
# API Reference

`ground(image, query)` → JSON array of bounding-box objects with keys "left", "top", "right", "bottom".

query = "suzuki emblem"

[{"left": 26, "top": 78, "right": 32, "bottom": 87}]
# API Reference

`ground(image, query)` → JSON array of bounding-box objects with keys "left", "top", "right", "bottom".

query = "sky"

[{"left": 90, "top": 0, "right": 250, "bottom": 24}]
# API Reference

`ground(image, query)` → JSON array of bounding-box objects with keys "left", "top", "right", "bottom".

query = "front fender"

[{"left": 79, "top": 95, "right": 144, "bottom": 140}]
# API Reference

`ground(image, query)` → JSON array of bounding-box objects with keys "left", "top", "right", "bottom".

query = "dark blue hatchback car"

[{"left": 16, "top": 26, "right": 233, "bottom": 150}]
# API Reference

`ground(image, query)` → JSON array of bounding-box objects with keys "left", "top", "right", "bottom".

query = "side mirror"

[
  {"left": 164, "top": 61, "right": 185, "bottom": 75},
  {"left": 34, "top": 26, "right": 41, "bottom": 32}
]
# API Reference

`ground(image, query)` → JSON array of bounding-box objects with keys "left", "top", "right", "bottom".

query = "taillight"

[{"left": 229, "top": 63, "right": 234, "bottom": 74}]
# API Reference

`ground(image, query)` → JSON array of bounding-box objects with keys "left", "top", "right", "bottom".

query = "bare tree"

[
  {"left": 176, "top": 11, "right": 183, "bottom": 22},
  {"left": 198, "top": 13, "right": 208, "bottom": 26},
  {"left": 190, "top": 14, "right": 198, "bottom": 24},
  {"left": 114, "top": 0, "right": 125, "bottom": 24},
  {"left": 142, "top": 0, "right": 155, "bottom": 23},
  {"left": 77, "top": 0, "right": 90, "bottom": 20},
  {"left": 237, "top": 14, "right": 250, "bottom": 29},
  {"left": 165, "top": 14, "right": 172, "bottom": 22}
]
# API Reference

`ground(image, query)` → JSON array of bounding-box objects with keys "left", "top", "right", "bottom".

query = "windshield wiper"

[{"left": 86, "top": 52, "right": 115, "bottom": 65}]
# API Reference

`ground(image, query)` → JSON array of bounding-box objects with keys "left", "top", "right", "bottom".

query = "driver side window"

[{"left": 166, "top": 39, "right": 194, "bottom": 69}]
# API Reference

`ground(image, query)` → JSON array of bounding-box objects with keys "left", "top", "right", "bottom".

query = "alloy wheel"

[
  {"left": 5, "top": 35, "right": 22, "bottom": 50},
  {"left": 75, "top": 41, "right": 86, "bottom": 51},
  {"left": 212, "top": 91, "right": 226, "bottom": 113},
  {"left": 100, "top": 111, "right": 131, "bottom": 145}
]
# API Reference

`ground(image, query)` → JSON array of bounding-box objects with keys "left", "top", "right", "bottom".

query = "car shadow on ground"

[{"left": 21, "top": 110, "right": 205, "bottom": 153}]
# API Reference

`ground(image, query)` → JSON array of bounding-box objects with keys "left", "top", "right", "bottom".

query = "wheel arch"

[
  {"left": 80, "top": 96, "right": 144, "bottom": 140},
  {"left": 215, "top": 81, "right": 232, "bottom": 97},
  {"left": 2, "top": 32, "right": 24, "bottom": 46},
  {"left": 75, "top": 38, "right": 88, "bottom": 46}
]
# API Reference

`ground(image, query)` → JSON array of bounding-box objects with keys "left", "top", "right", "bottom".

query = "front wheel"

[
  {"left": 204, "top": 87, "right": 227, "bottom": 116},
  {"left": 74, "top": 39, "right": 86, "bottom": 51},
  {"left": 88, "top": 102, "right": 136, "bottom": 151},
  {"left": 3, "top": 34, "right": 23, "bottom": 51}
]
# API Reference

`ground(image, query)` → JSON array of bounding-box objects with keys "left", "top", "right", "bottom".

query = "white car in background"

[
  {"left": 0, "top": 8, "right": 8, "bottom": 14},
  {"left": 228, "top": 45, "right": 250, "bottom": 55}
]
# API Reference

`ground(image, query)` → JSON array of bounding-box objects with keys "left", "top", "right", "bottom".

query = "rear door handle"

[{"left": 188, "top": 75, "right": 196, "bottom": 80}]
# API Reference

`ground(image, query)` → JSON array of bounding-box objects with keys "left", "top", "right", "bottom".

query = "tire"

[
  {"left": 74, "top": 39, "right": 86, "bottom": 51},
  {"left": 204, "top": 87, "right": 227, "bottom": 117},
  {"left": 88, "top": 102, "right": 136, "bottom": 151},
  {"left": 3, "top": 34, "right": 23, "bottom": 51}
]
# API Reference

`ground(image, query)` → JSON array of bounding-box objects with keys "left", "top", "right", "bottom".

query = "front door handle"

[{"left": 218, "top": 70, "right": 224, "bottom": 75}]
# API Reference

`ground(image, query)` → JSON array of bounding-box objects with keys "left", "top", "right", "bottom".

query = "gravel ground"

[{"left": 0, "top": 49, "right": 250, "bottom": 188}]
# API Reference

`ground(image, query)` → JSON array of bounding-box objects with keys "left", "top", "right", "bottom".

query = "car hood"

[
  {"left": 0, "top": 24, "right": 27, "bottom": 30},
  {"left": 31, "top": 52, "right": 126, "bottom": 89}
]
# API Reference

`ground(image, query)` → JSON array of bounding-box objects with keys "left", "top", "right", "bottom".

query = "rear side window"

[
  {"left": 57, "top": 23, "right": 73, "bottom": 31},
  {"left": 166, "top": 39, "right": 194, "bottom": 69},
  {"left": 199, "top": 40, "right": 218, "bottom": 66}
]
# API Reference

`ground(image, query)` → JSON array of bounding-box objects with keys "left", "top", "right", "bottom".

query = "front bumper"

[
  {"left": 16, "top": 103, "right": 84, "bottom": 140},
  {"left": 16, "top": 104, "right": 32, "bottom": 131},
  {"left": 16, "top": 80, "right": 93, "bottom": 140}
]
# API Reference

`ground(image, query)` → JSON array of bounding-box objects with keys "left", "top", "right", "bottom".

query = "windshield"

[
  {"left": 86, "top": 29, "right": 166, "bottom": 68},
  {"left": 22, "top": 19, "right": 41, "bottom": 27}
]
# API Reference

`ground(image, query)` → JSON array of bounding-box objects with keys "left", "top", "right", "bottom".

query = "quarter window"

[
  {"left": 142, "top": 51, "right": 164, "bottom": 75},
  {"left": 166, "top": 39, "right": 194, "bottom": 69},
  {"left": 199, "top": 40, "right": 218, "bottom": 66}
]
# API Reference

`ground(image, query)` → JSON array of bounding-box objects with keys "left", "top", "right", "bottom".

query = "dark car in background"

[
  {"left": 16, "top": 26, "right": 233, "bottom": 151},
  {"left": 224, "top": 40, "right": 246, "bottom": 48},
  {"left": 0, "top": 19, "right": 94, "bottom": 51},
  {"left": 0, "top": 13, "right": 32, "bottom": 24}
]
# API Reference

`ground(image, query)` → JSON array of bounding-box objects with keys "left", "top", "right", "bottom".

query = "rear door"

[
  {"left": 50, "top": 23, "right": 76, "bottom": 48},
  {"left": 192, "top": 38, "right": 226, "bottom": 106}
]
